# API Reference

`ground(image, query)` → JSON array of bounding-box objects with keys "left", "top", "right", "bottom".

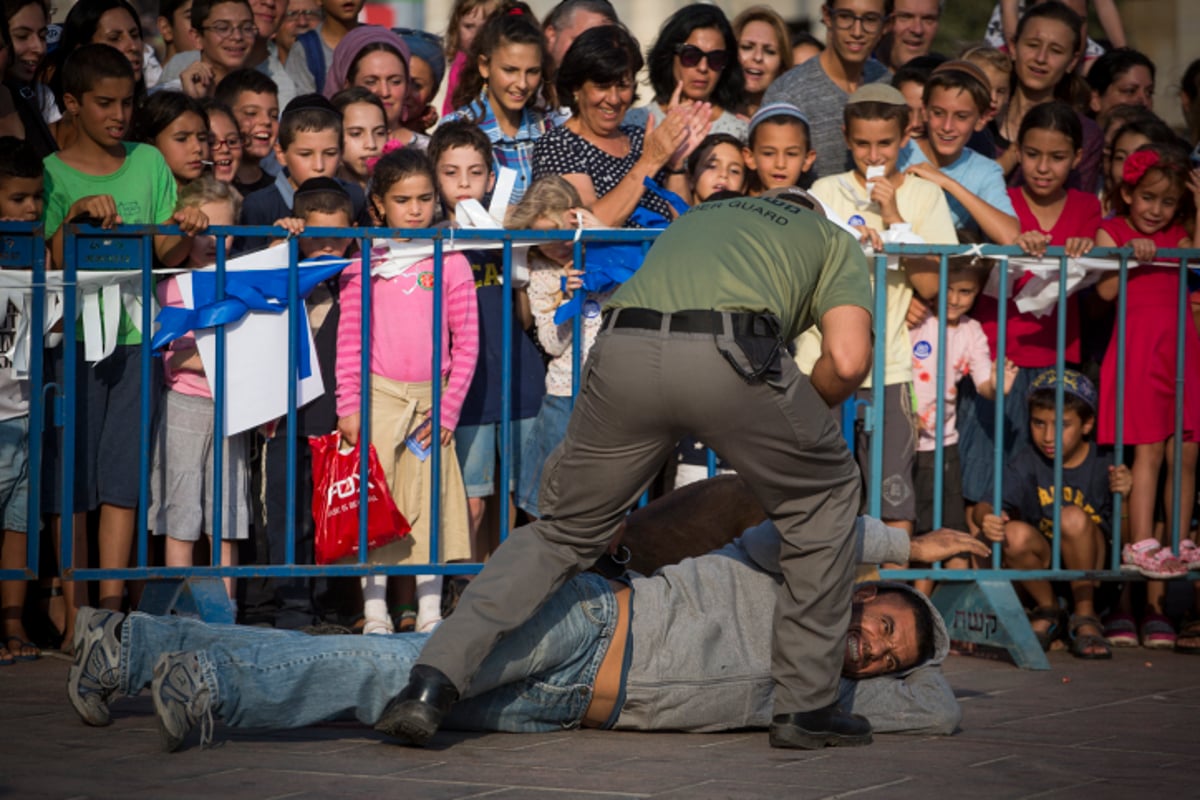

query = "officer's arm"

[{"left": 809, "top": 305, "right": 871, "bottom": 406}]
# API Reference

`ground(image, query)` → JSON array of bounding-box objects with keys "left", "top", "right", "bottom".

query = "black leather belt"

[{"left": 602, "top": 308, "right": 761, "bottom": 336}]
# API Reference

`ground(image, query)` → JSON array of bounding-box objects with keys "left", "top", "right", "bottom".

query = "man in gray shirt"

[
  {"left": 67, "top": 520, "right": 987, "bottom": 750},
  {"left": 763, "top": 0, "right": 892, "bottom": 182}
]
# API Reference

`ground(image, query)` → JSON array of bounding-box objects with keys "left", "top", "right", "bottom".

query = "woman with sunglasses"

[
  {"left": 532, "top": 25, "right": 710, "bottom": 229},
  {"left": 624, "top": 4, "right": 746, "bottom": 142}
]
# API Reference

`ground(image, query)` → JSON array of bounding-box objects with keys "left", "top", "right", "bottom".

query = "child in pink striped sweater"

[{"left": 336, "top": 148, "right": 479, "bottom": 634}]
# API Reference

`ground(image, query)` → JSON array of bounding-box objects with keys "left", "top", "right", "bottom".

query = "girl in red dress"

[{"left": 1094, "top": 144, "right": 1200, "bottom": 646}]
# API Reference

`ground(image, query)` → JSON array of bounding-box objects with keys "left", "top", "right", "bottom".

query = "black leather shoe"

[
  {"left": 374, "top": 665, "right": 459, "bottom": 747},
  {"left": 769, "top": 705, "right": 873, "bottom": 749}
]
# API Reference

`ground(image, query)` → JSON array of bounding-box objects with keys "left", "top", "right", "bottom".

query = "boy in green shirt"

[{"left": 43, "top": 43, "right": 208, "bottom": 616}]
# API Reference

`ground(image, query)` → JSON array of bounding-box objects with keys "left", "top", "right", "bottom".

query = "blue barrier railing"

[{"left": 1, "top": 226, "right": 1197, "bottom": 589}]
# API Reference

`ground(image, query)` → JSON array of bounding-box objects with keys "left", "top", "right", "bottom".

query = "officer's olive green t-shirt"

[{"left": 609, "top": 196, "right": 873, "bottom": 342}]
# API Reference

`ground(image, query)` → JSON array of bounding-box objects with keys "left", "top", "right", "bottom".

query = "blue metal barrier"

[{"left": 5, "top": 227, "right": 1198, "bottom": 660}]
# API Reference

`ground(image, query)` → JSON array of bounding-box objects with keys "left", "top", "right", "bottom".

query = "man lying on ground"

[{"left": 67, "top": 517, "right": 986, "bottom": 751}]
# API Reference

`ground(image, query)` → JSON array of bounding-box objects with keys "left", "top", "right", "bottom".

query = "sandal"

[
  {"left": 1178, "top": 539, "right": 1200, "bottom": 568},
  {"left": 1122, "top": 540, "right": 1188, "bottom": 579},
  {"left": 0, "top": 645, "right": 12, "bottom": 666},
  {"left": 1068, "top": 614, "right": 1113, "bottom": 660},
  {"left": 1175, "top": 614, "right": 1200, "bottom": 655},
  {"left": 3, "top": 635, "right": 39, "bottom": 662},
  {"left": 1027, "top": 606, "right": 1064, "bottom": 652},
  {"left": 1102, "top": 612, "right": 1139, "bottom": 648},
  {"left": 1140, "top": 613, "right": 1177, "bottom": 650}
]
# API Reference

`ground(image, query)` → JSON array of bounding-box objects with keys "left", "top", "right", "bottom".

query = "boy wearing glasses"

[
  {"left": 763, "top": 0, "right": 892, "bottom": 183},
  {"left": 154, "top": 0, "right": 257, "bottom": 97},
  {"left": 157, "top": 0, "right": 297, "bottom": 107}
]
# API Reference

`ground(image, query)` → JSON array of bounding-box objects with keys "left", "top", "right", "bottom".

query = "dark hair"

[
  {"left": 748, "top": 111, "right": 809, "bottom": 149},
  {"left": 158, "top": 0, "right": 191, "bottom": 21},
  {"left": 346, "top": 42, "right": 408, "bottom": 86},
  {"left": 452, "top": 10, "right": 548, "bottom": 110},
  {"left": 1086, "top": 47, "right": 1156, "bottom": 96},
  {"left": 686, "top": 132, "right": 743, "bottom": 180},
  {"left": 331, "top": 85, "right": 386, "bottom": 117},
  {"left": 1028, "top": 387, "right": 1095, "bottom": 423},
  {"left": 128, "top": 90, "right": 209, "bottom": 143},
  {"left": 1018, "top": 100, "right": 1082, "bottom": 150},
  {"left": 367, "top": 148, "right": 436, "bottom": 212},
  {"left": 3, "top": 0, "right": 47, "bottom": 30},
  {"left": 278, "top": 106, "right": 342, "bottom": 150},
  {"left": 198, "top": 96, "right": 237, "bottom": 125},
  {"left": 294, "top": 183, "right": 354, "bottom": 220},
  {"left": 875, "top": 587, "right": 936, "bottom": 670},
  {"left": 428, "top": 118, "right": 494, "bottom": 172},
  {"left": 544, "top": 0, "right": 616, "bottom": 32},
  {"left": 843, "top": 100, "right": 910, "bottom": 134},
  {"left": 948, "top": 227, "right": 994, "bottom": 285},
  {"left": 891, "top": 53, "right": 947, "bottom": 90},
  {"left": 1014, "top": 1, "right": 1083, "bottom": 105},
  {"left": 0, "top": 135, "right": 42, "bottom": 181},
  {"left": 789, "top": 29, "right": 823, "bottom": 52},
  {"left": 61, "top": 42, "right": 136, "bottom": 101},
  {"left": 214, "top": 68, "right": 279, "bottom": 108},
  {"left": 556, "top": 24, "right": 642, "bottom": 114},
  {"left": 923, "top": 62, "right": 992, "bottom": 114},
  {"left": 190, "top": 0, "right": 252, "bottom": 29},
  {"left": 45, "top": 0, "right": 145, "bottom": 110},
  {"left": 1181, "top": 58, "right": 1200, "bottom": 145},
  {"left": 1098, "top": 102, "right": 1157, "bottom": 136},
  {"left": 645, "top": 4, "right": 742, "bottom": 110},
  {"left": 1109, "top": 114, "right": 1179, "bottom": 154}
]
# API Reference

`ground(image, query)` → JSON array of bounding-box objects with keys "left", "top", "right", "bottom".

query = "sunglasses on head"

[{"left": 674, "top": 43, "right": 729, "bottom": 72}]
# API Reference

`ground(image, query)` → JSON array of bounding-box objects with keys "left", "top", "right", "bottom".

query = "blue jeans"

[
  {"left": 120, "top": 572, "right": 617, "bottom": 733},
  {"left": 516, "top": 394, "right": 574, "bottom": 516}
]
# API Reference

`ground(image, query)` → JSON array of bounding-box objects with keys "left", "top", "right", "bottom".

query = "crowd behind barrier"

[
  {"left": 2, "top": 0, "right": 1200, "bottom": 669},
  {"left": 0, "top": 226, "right": 1196, "bottom": 583}
]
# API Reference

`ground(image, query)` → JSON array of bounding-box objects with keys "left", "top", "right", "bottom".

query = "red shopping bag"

[{"left": 310, "top": 432, "right": 410, "bottom": 564}]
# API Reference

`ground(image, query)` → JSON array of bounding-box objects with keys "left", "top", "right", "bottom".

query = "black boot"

[
  {"left": 374, "top": 664, "right": 459, "bottom": 747},
  {"left": 769, "top": 704, "right": 873, "bottom": 749}
]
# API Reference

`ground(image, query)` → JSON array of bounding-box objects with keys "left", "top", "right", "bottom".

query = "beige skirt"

[{"left": 364, "top": 375, "right": 471, "bottom": 565}]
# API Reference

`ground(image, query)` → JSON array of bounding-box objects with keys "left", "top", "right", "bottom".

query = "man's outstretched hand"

[{"left": 910, "top": 528, "right": 992, "bottom": 564}]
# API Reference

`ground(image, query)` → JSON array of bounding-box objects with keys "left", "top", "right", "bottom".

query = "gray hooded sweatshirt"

[{"left": 614, "top": 518, "right": 959, "bottom": 735}]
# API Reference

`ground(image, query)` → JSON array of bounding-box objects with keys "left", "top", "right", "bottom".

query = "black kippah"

[{"left": 295, "top": 176, "right": 349, "bottom": 197}]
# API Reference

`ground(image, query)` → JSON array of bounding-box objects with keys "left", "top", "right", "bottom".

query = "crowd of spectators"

[{"left": 0, "top": 0, "right": 1199, "bottom": 668}]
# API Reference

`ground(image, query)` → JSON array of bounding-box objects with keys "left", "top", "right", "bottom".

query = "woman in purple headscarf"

[{"left": 323, "top": 25, "right": 428, "bottom": 149}]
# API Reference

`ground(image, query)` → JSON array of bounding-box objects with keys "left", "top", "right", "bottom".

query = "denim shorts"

[
  {"left": 454, "top": 416, "right": 538, "bottom": 499},
  {"left": 0, "top": 414, "right": 29, "bottom": 532}
]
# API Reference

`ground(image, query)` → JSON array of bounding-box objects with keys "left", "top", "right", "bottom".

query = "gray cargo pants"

[{"left": 417, "top": 313, "right": 862, "bottom": 714}]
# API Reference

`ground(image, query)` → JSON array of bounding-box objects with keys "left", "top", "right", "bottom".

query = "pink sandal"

[
  {"left": 1122, "top": 540, "right": 1188, "bottom": 579},
  {"left": 1178, "top": 539, "right": 1200, "bottom": 569}
]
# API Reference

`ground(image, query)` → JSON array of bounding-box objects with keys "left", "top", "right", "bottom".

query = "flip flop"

[
  {"left": 3, "top": 635, "right": 40, "bottom": 662},
  {"left": 0, "top": 645, "right": 13, "bottom": 666}
]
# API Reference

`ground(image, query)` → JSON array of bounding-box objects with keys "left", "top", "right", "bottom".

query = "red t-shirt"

[{"left": 972, "top": 188, "right": 1101, "bottom": 366}]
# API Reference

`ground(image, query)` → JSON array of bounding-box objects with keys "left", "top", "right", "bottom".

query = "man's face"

[
  {"left": 843, "top": 589, "right": 923, "bottom": 678},
  {"left": 822, "top": 0, "right": 888, "bottom": 67},
  {"left": 545, "top": 9, "right": 611, "bottom": 70},
  {"left": 889, "top": 0, "right": 939, "bottom": 66}
]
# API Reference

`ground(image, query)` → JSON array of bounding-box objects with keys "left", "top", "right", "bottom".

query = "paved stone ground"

[{"left": 2, "top": 645, "right": 1197, "bottom": 799}]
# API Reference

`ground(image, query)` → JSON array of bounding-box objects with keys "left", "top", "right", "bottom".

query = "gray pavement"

[{"left": 2, "top": 646, "right": 1197, "bottom": 799}]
